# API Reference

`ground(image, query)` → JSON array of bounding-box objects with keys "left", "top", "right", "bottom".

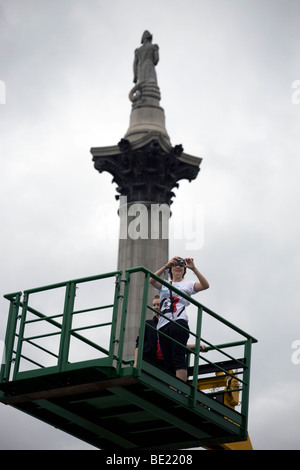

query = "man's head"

[
  {"left": 141, "top": 30, "right": 152, "bottom": 43},
  {"left": 152, "top": 295, "right": 160, "bottom": 312}
]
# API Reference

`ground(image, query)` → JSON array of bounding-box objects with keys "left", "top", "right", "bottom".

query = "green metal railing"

[
  {"left": 122, "top": 266, "right": 257, "bottom": 435},
  {"left": 0, "top": 271, "right": 122, "bottom": 382},
  {"left": 1, "top": 266, "right": 257, "bottom": 437}
]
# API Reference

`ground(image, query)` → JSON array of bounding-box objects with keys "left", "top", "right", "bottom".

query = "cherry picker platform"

[{"left": 0, "top": 267, "right": 257, "bottom": 450}]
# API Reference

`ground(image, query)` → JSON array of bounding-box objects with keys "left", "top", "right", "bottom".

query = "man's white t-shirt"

[{"left": 156, "top": 280, "right": 196, "bottom": 330}]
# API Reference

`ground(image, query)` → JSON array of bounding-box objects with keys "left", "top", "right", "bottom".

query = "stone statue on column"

[
  {"left": 133, "top": 30, "right": 159, "bottom": 84},
  {"left": 129, "top": 30, "right": 161, "bottom": 108}
]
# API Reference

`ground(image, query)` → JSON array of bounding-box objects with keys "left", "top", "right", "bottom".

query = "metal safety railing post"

[
  {"left": 116, "top": 270, "right": 130, "bottom": 373},
  {"left": 240, "top": 337, "right": 253, "bottom": 433},
  {"left": 191, "top": 305, "right": 203, "bottom": 407},
  {"left": 0, "top": 293, "right": 22, "bottom": 382},
  {"left": 134, "top": 270, "right": 150, "bottom": 376},
  {"left": 13, "top": 293, "right": 29, "bottom": 380},
  {"left": 57, "top": 282, "right": 76, "bottom": 372},
  {"left": 108, "top": 273, "right": 123, "bottom": 365}
]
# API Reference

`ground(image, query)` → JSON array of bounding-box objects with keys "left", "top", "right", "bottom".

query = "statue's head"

[{"left": 141, "top": 30, "right": 152, "bottom": 43}]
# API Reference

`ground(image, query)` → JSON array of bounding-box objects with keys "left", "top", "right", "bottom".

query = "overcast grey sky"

[{"left": 1, "top": 0, "right": 300, "bottom": 450}]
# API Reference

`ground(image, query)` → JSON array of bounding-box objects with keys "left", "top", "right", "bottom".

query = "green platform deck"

[{"left": 0, "top": 267, "right": 257, "bottom": 450}]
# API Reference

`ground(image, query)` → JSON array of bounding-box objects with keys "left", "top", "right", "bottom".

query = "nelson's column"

[{"left": 91, "top": 31, "right": 202, "bottom": 358}]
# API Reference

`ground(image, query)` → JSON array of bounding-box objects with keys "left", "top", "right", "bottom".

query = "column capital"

[{"left": 91, "top": 137, "right": 202, "bottom": 206}]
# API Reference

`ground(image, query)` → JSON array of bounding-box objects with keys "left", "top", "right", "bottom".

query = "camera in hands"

[{"left": 176, "top": 258, "right": 186, "bottom": 267}]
